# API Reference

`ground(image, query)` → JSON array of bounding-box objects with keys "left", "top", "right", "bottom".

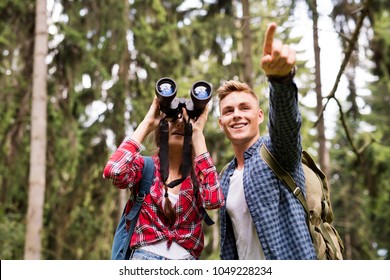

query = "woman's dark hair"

[{"left": 155, "top": 119, "right": 196, "bottom": 225}]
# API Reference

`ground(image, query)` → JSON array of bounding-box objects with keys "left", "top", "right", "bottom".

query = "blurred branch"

[{"left": 315, "top": 0, "right": 372, "bottom": 162}]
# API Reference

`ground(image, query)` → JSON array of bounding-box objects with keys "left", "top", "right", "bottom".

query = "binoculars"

[{"left": 155, "top": 77, "right": 212, "bottom": 119}]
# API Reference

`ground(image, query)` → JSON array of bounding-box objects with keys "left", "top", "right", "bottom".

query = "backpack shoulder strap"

[
  {"left": 123, "top": 156, "right": 154, "bottom": 259},
  {"left": 260, "top": 144, "right": 310, "bottom": 215},
  {"left": 126, "top": 156, "right": 154, "bottom": 221},
  {"left": 260, "top": 145, "right": 340, "bottom": 258}
]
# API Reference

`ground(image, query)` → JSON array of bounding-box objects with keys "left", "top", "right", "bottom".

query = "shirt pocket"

[{"left": 248, "top": 166, "right": 281, "bottom": 203}]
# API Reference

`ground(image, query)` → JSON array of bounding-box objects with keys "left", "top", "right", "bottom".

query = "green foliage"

[{"left": 0, "top": 208, "right": 25, "bottom": 260}]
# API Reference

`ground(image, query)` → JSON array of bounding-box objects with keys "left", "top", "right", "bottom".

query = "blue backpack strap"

[
  {"left": 126, "top": 156, "right": 154, "bottom": 221},
  {"left": 113, "top": 156, "right": 154, "bottom": 260}
]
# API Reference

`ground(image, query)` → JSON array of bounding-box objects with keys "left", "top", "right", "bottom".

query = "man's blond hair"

[{"left": 216, "top": 80, "right": 259, "bottom": 104}]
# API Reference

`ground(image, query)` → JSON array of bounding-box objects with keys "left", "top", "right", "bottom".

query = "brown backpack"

[{"left": 260, "top": 144, "right": 344, "bottom": 260}]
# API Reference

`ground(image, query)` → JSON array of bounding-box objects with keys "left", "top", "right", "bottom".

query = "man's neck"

[{"left": 232, "top": 136, "right": 260, "bottom": 170}]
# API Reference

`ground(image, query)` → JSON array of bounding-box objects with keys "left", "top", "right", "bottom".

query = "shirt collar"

[
  {"left": 228, "top": 137, "right": 264, "bottom": 174},
  {"left": 243, "top": 137, "right": 263, "bottom": 159}
]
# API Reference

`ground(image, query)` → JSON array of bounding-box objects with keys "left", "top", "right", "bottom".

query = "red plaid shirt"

[{"left": 103, "top": 138, "right": 224, "bottom": 259}]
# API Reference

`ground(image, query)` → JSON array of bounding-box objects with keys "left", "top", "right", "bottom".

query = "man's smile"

[{"left": 231, "top": 122, "right": 248, "bottom": 129}]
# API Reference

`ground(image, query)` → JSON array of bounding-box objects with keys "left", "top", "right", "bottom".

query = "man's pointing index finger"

[{"left": 262, "top": 22, "right": 277, "bottom": 57}]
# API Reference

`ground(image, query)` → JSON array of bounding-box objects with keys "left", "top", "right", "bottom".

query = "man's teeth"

[{"left": 232, "top": 124, "right": 245, "bottom": 128}]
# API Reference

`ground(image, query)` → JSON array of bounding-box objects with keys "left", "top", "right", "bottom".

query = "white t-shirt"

[
  {"left": 226, "top": 168, "right": 266, "bottom": 260},
  {"left": 142, "top": 192, "right": 192, "bottom": 259}
]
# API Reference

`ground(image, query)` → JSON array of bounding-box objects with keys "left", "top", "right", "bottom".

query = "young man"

[{"left": 217, "top": 22, "right": 316, "bottom": 260}]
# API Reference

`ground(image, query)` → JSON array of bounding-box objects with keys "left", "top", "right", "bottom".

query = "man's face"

[{"left": 219, "top": 91, "right": 264, "bottom": 148}]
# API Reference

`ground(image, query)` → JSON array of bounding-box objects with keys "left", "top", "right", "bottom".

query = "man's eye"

[{"left": 223, "top": 110, "right": 232, "bottom": 115}]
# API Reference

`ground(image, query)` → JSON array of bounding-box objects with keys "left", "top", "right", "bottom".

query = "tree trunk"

[
  {"left": 311, "top": 0, "right": 330, "bottom": 178},
  {"left": 24, "top": 0, "right": 48, "bottom": 260},
  {"left": 116, "top": 0, "right": 132, "bottom": 221},
  {"left": 241, "top": 0, "right": 253, "bottom": 86}
]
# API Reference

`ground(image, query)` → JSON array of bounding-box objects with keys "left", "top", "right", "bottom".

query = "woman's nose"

[{"left": 175, "top": 117, "right": 185, "bottom": 127}]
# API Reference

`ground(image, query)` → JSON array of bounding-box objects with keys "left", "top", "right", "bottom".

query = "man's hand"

[{"left": 261, "top": 22, "right": 296, "bottom": 77}]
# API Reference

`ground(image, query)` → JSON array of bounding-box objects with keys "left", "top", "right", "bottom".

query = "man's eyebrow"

[
  {"left": 221, "top": 101, "right": 253, "bottom": 112},
  {"left": 236, "top": 101, "right": 253, "bottom": 107}
]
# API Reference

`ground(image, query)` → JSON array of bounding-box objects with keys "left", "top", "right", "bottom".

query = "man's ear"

[
  {"left": 258, "top": 109, "right": 264, "bottom": 125},
  {"left": 218, "top": 118, "right": 223, "bottom": 130}
]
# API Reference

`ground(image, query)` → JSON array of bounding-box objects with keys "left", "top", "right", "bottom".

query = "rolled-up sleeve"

[
  {"left": 103, "top": 137, "right": 143, "bottom": 189},
  {"left": 194, "top": 152, "right": 225, "bottom": 209}
]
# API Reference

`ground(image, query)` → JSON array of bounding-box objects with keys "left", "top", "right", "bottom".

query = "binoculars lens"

[
  {"left": 193, "top": 85, "right": 210, "bottom": 99},
  {"left": 158, "top": 82, "right": 175, "bottom": 96}
]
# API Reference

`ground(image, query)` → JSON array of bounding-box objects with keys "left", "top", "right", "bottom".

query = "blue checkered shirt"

[{"left": 219, "top": 80, "right": 317, "bottom": 260}]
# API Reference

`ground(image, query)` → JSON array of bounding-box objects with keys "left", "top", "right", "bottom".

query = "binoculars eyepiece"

[{"left": 155, "top": 77, "right": 212, "bottom": 119}]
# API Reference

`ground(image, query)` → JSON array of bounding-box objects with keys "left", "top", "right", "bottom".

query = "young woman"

[{"left": 103, "top": 97, "right": 224, "bottom": 260}]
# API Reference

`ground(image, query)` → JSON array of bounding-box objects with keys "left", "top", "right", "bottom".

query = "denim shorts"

[{"left": 130, "top": 249, "right": 196, "bottom": 260}]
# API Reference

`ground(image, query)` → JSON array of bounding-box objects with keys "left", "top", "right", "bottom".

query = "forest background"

[{"left": 1, "top": 0, "right": 389, "bottom": 260}]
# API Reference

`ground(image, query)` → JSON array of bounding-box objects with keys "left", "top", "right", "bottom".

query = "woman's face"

[{"left": 168, "top": 116, "right": 185, "bottom": 150}]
